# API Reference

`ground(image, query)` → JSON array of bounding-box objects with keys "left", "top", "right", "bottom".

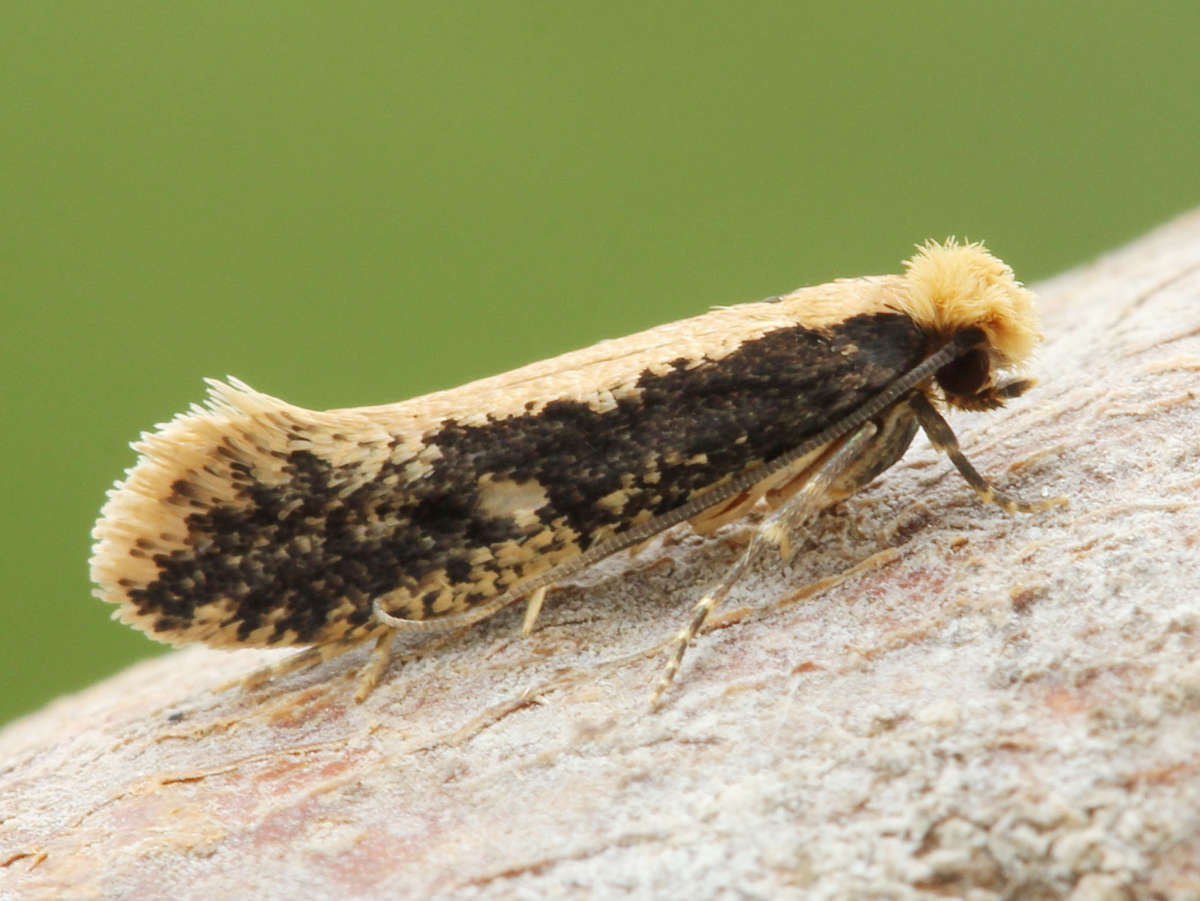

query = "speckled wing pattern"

[
  {"left": 90, "top": 241, "right": 1044, "bottom": 675},
  {"left": 93, "top": 309, "right": 924, "bottom": 651}
]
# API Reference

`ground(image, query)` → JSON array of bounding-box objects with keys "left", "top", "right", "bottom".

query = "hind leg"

[{"left": 218, "top": 632, "right": 389, "bottom": 698}]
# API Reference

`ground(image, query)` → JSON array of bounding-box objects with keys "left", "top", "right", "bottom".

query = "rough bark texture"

[{"left": 4, "top": 215, "right": 1200, "bottom": 900}]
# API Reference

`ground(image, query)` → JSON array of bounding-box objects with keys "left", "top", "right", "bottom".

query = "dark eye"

[{"left": 936, "top": 346, "right": 990, "bottom": 400}]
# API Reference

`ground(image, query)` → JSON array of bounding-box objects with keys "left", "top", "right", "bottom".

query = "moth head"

[{"left": 900, "top": 239, "right": 1041, "bottom": 411}]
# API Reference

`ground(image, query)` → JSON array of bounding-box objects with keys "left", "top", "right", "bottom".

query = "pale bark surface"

[{"left": 4, "top": 215, "right": 1200, "bottom": 900}]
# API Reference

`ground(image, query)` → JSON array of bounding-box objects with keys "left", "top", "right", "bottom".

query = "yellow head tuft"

[{"left": 900, "top": 239, "right": 1040, "bottom": 369}]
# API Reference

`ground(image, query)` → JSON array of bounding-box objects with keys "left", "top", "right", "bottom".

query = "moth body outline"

[{"left": 90, "top": 239, "right": 1061, "bottom": 702}]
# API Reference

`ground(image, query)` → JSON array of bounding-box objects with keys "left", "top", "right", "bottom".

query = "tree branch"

[{"left": 5, "top": 214, "right": 1200, "bottom": 898}]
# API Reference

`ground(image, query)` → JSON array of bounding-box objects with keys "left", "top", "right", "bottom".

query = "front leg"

[{"left": 908, "top": 392, "right": 1065, "bottom": 513}]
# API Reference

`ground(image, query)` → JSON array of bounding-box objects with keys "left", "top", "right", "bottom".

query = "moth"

[{"left": 91, "top": 240, "right": 1061, "bottom": 704}]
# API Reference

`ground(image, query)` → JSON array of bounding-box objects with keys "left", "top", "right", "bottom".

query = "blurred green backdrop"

[{"left": 4, "top": 1, "right": 1199, "bottom": 726}]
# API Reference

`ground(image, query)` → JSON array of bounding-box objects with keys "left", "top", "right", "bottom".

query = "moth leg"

[
  {"left": 909, "top": 392, "right": 1065, "bottom": 513},
  {"left": 374, "top": 582, "right": 553, "bottom": 636},
  {"left": 375, "top": 594, "right": 516, "bottom": 631},
  {"left": 522, "top": 585, "right": 549, "bottom": 635},
  {"left": 650, "top": 422, "right": 879, "bottom": 708},
  {"left": 354, "top": 630, "right": 398, "bottom": 702},
  {"left": 220, "top": 635, "right": 367, "bottom": 693}
]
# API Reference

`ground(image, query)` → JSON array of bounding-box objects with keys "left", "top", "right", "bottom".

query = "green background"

[{"left": 5, "top": 2, "right": 1199, "bottom": 726}]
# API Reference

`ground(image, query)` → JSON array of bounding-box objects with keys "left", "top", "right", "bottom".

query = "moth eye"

[{"left": 935, "top": 345, "right": 991, "bottom": 402}]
